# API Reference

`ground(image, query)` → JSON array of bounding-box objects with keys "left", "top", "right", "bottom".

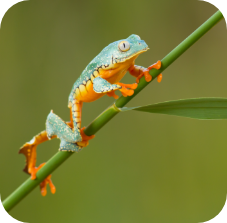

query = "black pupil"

[{"left": 123, "top": 43, "right": 125, "bottom": 48}]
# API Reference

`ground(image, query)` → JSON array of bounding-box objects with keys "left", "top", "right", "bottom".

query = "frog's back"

[
  {"left": 68, "top": 58, "right": 103, "bottom": 104},
  {"left": 68, "top": 46, "right": 114, "bottom": 105}
]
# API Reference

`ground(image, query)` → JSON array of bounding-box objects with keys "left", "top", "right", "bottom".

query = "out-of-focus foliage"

[{"left": 0, "top": 0, "right": 226, "bottom": 222}]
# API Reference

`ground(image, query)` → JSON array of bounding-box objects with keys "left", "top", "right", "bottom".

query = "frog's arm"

[
  {"left": 128, "top": 60, "right": 162, "bottom": 83},
  {"left": 93, "top": 77, "right": 138, "bottom": 98}
]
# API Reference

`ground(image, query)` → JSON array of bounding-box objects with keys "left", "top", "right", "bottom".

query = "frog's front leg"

[
  {"left": 128, "top": 60, "right": 162, "bottom": 83},
  {"left": 93, "top": 77, "right": 137, "bottom": 97}
]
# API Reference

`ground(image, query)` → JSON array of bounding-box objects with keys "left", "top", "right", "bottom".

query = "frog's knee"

[{"left": 46, "top": 111, "right": 58, "bottom": 139}]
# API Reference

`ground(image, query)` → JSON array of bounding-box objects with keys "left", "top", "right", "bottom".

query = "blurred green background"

[{"left": 0, "top": 0, "right": 227, "bottom": 222}]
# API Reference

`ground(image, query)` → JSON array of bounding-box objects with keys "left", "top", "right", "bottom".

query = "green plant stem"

[{"left": 3, "top": 10, "right": 223, "bottom": 212}]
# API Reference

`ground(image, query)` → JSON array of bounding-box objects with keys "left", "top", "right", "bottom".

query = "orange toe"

[
  {"left": 119, "top": 86, "right": 134, "bottom": 97},
  {"left": 144, "top": 70, "right": 152, "bottom": 82},
  {"left": 136, "top": 69, "right": 152, "bottom": 83},
  {"left": 39, "top": 174, "right": 56, "bottom": 196},
  {"left": 48, "top": 178, "right": 56, "bottom": 194},
  {"left": 137, "top": 60, "right": 161, "bottom": 83},
  {"left": 116, "top": 82, "right": 138, "bottom": 90},
  {"left": 148, "top": 60, "right": 162, "bottom": 71},
  {"left": 106, "top": 91, "right": 119, "bottom": 99},
  {"left": 116, "top": 82, "right": 137, "bottom": 97},
  {"left": 29, "top": 167, "right": 37, "bottom": 180},
  {"left": 29, "top": 163, "right": 56, "bottom": 196},
  {"left": 157, "top": 73, "right": 162, "bottom": 83},
  {"left": 40, "top": 180, "right": 47, "bottom": 196}
]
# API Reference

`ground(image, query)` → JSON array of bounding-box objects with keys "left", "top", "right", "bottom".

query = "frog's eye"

[{"left": 118, "top": 41, "right": 130, "bottom": 52}]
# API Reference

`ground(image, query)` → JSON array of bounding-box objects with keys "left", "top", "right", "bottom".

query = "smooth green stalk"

[{"left": 3, "top": 10, "right": 223, "bottom": 212}]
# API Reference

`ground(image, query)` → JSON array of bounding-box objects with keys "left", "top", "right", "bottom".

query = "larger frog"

[{"left": 19, "top": 34, "right": 162, "bottom": 196}]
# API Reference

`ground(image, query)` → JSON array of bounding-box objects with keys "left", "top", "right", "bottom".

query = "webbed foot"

[
  {"left": 32, "top": 163, "right": 56, "bottom": 196},
  {"left": 77, "top": 127, "right": 95, "bottom": 147},
  {"left": 116, "top": 82, "right": 138, "bottom": 97},
  {"left": 136, "top": 60, "right": 162, "bottom": 83}
]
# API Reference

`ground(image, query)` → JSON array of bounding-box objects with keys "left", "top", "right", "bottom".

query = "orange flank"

[{"left": 75, "top": 81, "right": 104, "bottom": 102}]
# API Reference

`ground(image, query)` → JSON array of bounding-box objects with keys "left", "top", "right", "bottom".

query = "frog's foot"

[
  {"left": 35, "top": 163, "right": 56, "bottom": 196},
  {"left": 76, "top": 127, "right": 95, "bottom": 147},
  {"left": 136, "top": 60, "right": 162, "bottom": 83},
  {"left": 116, "top": 82, "right": 138, "bottom": 97}
]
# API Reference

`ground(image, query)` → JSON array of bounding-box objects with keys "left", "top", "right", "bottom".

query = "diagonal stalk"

[{"left": 2, "top": 10, "right": 223, "bottom": 212}]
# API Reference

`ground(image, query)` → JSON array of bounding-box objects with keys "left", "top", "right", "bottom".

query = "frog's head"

[{"left": 101, "top": 34, "right": 149, "bottom": 65}]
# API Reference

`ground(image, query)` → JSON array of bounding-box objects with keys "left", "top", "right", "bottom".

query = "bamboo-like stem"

[{"left": 2, "top": 10, "right": 223, "bottom": 212}]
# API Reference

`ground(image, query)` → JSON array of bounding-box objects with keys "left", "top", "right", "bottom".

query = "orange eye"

[{"left": 118, "top": 41, "right": 130, "bottom": 52}]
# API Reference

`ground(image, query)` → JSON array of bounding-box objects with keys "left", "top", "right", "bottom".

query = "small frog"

[{"left": 19, "top": 34, "right": 162, "bottom": 196}]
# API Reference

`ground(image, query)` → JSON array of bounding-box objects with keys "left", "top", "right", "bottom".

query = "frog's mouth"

[{"left": 114, "top": 47, "right": 149, "bottom": 63}]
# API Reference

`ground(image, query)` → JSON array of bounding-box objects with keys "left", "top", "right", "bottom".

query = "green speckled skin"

[
  {"left": 93, "top": 77, "right": 121, "bottom": 93},
  {"left": 46, "top": 112, "right": 82, "bottom": 152}
]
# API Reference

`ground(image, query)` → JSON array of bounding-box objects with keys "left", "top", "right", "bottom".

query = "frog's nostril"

[{"left": 139, "top": 43, "right": 141, "bottom": 45}]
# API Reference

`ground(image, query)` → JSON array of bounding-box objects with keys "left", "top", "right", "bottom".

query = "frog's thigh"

[
  {"left": 46, "top": 111, "right": 82, "bottom": 143},
  {"left": 93, "top": 77, "right": 121, "bottom": 93}
]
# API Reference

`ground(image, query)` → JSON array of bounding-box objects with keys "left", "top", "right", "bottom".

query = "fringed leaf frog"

[{"left": 19, "top": 34, "right": 162, "bottom": 196}]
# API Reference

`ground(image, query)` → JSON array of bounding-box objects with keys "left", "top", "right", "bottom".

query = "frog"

[{"left": 19, "top": 34, "right": 162, "bottom": 196}]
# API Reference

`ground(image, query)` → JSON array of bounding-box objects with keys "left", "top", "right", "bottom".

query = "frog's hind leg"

[
  {"left": 46, "top": 110, "right": 82, "bottom": 151},
  {"left": 19, "top": 130, "right": 58, "bottom": 196},
  {"left": 19, "top": 115, "right": 74, "bottom": 196},
  {"left": 19, "top": 130, "right": 56, "bottom": 178},
  {"left": 70, "top": 99, "right": 95, "bottom": 147}
]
